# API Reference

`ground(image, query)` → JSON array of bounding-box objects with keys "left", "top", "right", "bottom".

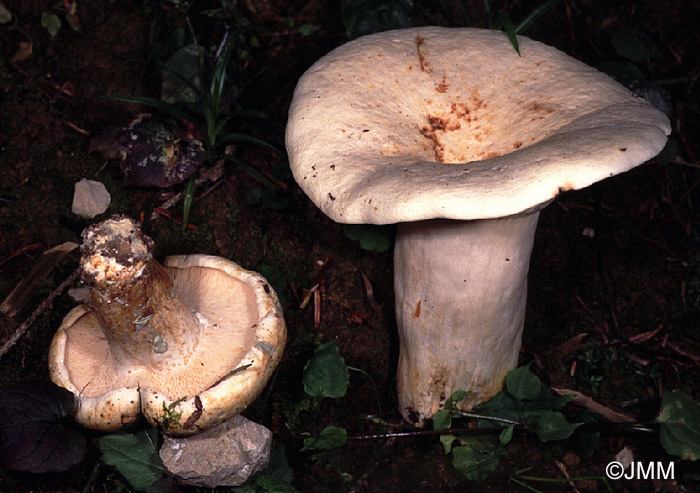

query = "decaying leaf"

[
  {"left": 0, "top": 382, "right": 86, "bottom": 473},
  {"left": 117, "top": 114, "right": 206, "bottom": 187}
]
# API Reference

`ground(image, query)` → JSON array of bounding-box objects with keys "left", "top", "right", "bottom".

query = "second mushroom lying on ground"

[
  {"left": 286, "top": 27, "right": 671, "bottom": 426},
  {"left": 49, "top": 216, "right": 285, "bottom": 435}
]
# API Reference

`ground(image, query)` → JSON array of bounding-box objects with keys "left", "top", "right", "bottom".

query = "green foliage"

[
  {"left": 499, "top": 424, "right": 514, "bottom": 445},
  {"left": 98, "top": 427, "right": 164, "bottom": 491},
  {"left": 343, "top": 224, "right": 393, "bottom": 252},
  {"left": 575, "top": 346, "right": 615, "bottom": 394},
  {"left": 506, "top": 364, "right": 541, "bottom": 400},
  {"left": 341, "top": 0, "right": 413, "bottom": 39},
  {"left": 157, "top": 396, "right": 186, "bottom": 431},
  {"left": 610, "top": 27, "right": 661, "bottom": 62},
  {"left": 534, "top": 411, "right": 582, "bottom": 443},
  {"left": 40, "top": 12, "right": 61, "bottom": 38},
  {"left": 656, "top": 390, "right": 700, "bottom": 461},
  {"left": 474, "top": 372, "right": 574, "bottom": 429},
  {"left": 301, "top": 426, "right": 348, "bottom": 451},
  {"left": 303, "top": 341, "right": 349, "bottom": 399},
  {"left": 0, "top": 3, "right": 11, "bottom": 24},
  {"left": 233, "top": 446, "right": 299, "bottom": 493},
  {"left": 451, "top": 445, "right": 499, "bottom": 481},
  {"left": 299, "top": 342, "right": 352, "bottom": 456},
  {"left": 109, "top": 22, "right": 286, "bottom": 229},
  {"left": 258, "top": 264, "right": 288, "bottom": 307},
  {"left": 435, "top": 366, "right": 581, "bottom": 481},
  {"left": 160, "top": 44, "right": 206, "bottom": 104}
]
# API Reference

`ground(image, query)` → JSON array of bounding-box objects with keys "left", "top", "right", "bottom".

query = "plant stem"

[
  {"left": 453, "top": 410, "right": 522, "bottom": 427},
  {"left": 181, "top": 173, "right": 197, "bottom": 231}
]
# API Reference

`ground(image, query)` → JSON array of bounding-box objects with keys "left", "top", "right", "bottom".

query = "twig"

[
  {"left": 0, "top": 268, "right": 80, "bottom": 362},
  {"left": 555, "top": 460, "right": 582, "bottom": 493},
  {"left": 628, "top": 324, "right": 663, "bottom": 343},
  {"left": 0, "top": 242, "right": 41, "bottom": 269},
  {"left": 665, "top": 341, "right": 700, "bottom": 366},
  {"left": 551, "top": 387, "right": 635, "bottom": 423}
]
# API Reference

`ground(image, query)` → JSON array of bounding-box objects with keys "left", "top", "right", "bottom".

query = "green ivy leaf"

[
  {"left": 41, "top": 12, "right": 61, "bottom": 38},
  {"left": 451, "top": 445, "right": 499, "bottom": 481},
  {"left": 610, "top": 28, "right": 661, "bottom": 62},
  {"left": 440, "top": 434, "right": 457, "bottom": 454},
  {"left": 534, "top": 411, "right": 581, "bottom": 443},
  {"left": 433, "top": 410, "right": 451, "bottom": 431},
  {"left": 161, "top": 44, "right": 206, "bottom": 104},
  {"left": 474, "top": 386, "right": 522, "bottom": 426},
  {"left": 301, "top": 425, "right": 348, "bottom": 451},
  {"left": 99, "top": 427, "right": 164, "bottom": 491},
  {"left": 303, "top": 342, "right": 349, "bottom": 399},
  {"left": 449, "top": 390, "right": 470, "bottom": 405},
  {"left": 298, "top": 24, "right": 314, "bottom": 36},
  {"left": 0, "top": 3, "right": 12, "bottom": 24},
  {"left": 343, "top": 224, "right": 393, "bottom": 252},
  {"left": 506, "top": 364, "right": 541, "bottom": 401},
  {"left": 475, "top": 366, "right": 573, "bottom": 428},
  {"left": 657, "top": 390, "right": 700, "bottom": 461},
  {"left": 499, "top": 425, "right": 514, "bottom": 445}
]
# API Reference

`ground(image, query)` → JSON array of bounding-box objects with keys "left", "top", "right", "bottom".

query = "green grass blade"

[
  {"left": 455, "top": 0, "right": 472, "bottom": 26},
  {"left": 515, "top": 0, "right": 564, "bottom": 34},
  {"left": 211, "top": 29, "right": 242, "bottom": 108},
  {"left": 219, "top": 133, "right": 286, "bottom": 158},
  {"left": 500, "top": 13, "right": 520, "bottom": 56},
  {"left": 224, "top": 155, "right": 278, "bottom": 189},
  {"left": 181, "top": 173, "right": 197, "bottom": 231},
  {"left": 482, "top": 0, "right": 492, "bottom": 28}
]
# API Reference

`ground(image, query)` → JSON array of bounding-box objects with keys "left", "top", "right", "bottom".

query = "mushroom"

[
  {"left": 49, "top": 216, "right": 285, "bottom": 435},
  {"left": 285, "top": 27, "right": 670, "bottom": 426}
]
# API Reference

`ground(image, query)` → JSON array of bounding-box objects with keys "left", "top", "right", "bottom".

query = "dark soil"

[{"left": 1, "top": 0, "right": 700, "bottom": 491}]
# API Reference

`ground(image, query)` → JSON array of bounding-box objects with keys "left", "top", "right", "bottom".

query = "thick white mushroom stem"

[
  {"left": 80, "top": 217, "right": 202, "bottom": 374},
  {"left": 394, "top": 213, "right": 540, "bottom": 427}
]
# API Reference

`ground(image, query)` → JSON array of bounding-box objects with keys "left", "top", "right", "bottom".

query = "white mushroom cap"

[
  {"left": 286, "top": 27, "right": 671, "bottom": 224},
  {"left": 49, "top": 220, "right": 286, "bottom": 435}
]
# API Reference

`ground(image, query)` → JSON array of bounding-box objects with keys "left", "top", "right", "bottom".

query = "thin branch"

[{"left": 0, "top": 268, "right": 80, "bottom": 362}]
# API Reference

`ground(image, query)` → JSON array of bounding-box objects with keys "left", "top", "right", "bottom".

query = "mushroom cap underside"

[
  {"left": 286, "top": 27, "right": 671, "bottom": 224},
  {"left": 49, "top": 255, "right": 286, "bottom": 435}
]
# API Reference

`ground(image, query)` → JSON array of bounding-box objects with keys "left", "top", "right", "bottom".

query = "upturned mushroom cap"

[
  {"left": 286, "top": 27, "right": 671, "bottom": 224},
  {"left": 49, "top": 220, "right": 285, "bottom": 435}
]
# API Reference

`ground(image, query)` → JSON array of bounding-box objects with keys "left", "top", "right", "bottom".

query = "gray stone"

[
  {"left": 71, "top": 179, "right": 110, "bottom": 218},
  {"left": 160, "top": 415, "right": 272, "bottom": 487}
]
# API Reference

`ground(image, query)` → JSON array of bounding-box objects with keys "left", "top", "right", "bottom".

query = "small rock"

[
  {"left": 160, "top": 415, "right": 272, "bottom": 488},
  {"left": 71, "top": 179, "right": 110, "bottom": 218}
]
